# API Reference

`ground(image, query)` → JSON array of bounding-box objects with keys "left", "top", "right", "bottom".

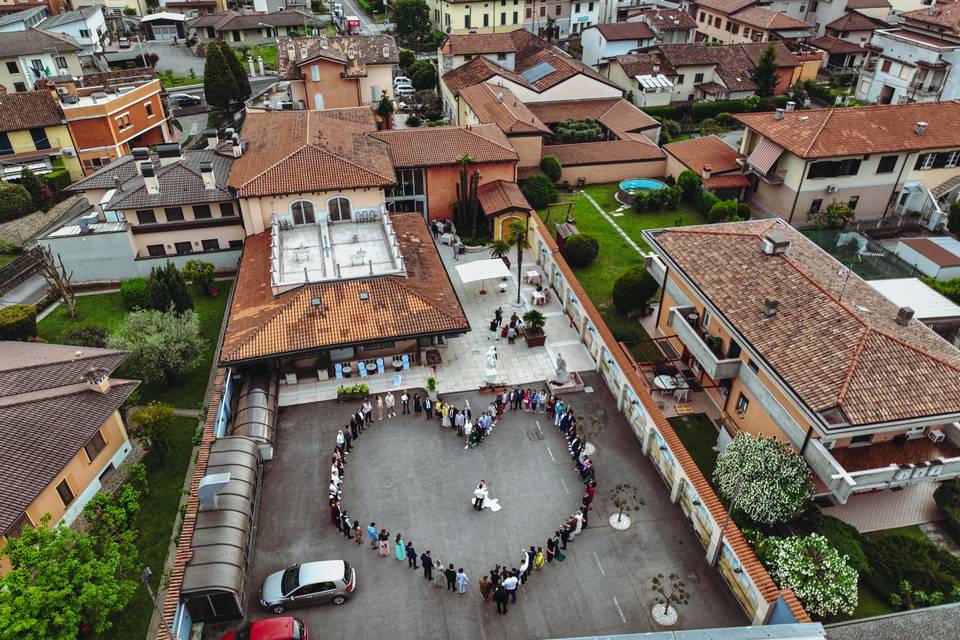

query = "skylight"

[{"left": 520, "top": 62, "right": 556, "bottom": 83}]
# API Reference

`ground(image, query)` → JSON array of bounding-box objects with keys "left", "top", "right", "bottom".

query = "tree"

[
  {"left": 554, "top": 118, "right": 605, "bottom": 144},
  {"left": 453, "top": 154, "right": 483, "bottom": 239},
  {"left": 0, "top": 514, "right": 138, "bottom": 639},
  {"left": 129, "top": 401, "right": 176, "bottom": 457},
  {"left": 707, "top": 198, "right": 739, "bottom": 223},
  {"left": 410, "top": 60, "right": 437, "bottom": 91},
  {"left": 788, "top": 80, "right": 808, "bottom": 106},
  {"left": 489, "top": 238, "right": 510, "bottom": 260},
  {"left": 762, "top": 533, "right": 859, "bottom": 617},
  {"left": 613, "top": 265, "right": 658, "bottom": 313},
  {"left": 182, "top": 258, "right": 215, "bottom": 294},
  {"left": 811, "top": 201, "right": 856, "bottom": 230},
  {"left": 948, "top": 200, "right": 960, "bottom": 236},
  {"left": 134, "top": 52, "right": 159, "bottom": 68},
  {"left": 677, "top": 169, "right": 702, "bottom": 203},
  {"left": 520, "top": 175, "right": 558, "bottom": 210},
  {"left": 398, "top": 48, "right": 416, "bottom": 71},
  {"left": 611, "top": 483, "right": 644, "bottom": 526},
  {"left": 750, "top": 43, "right": 779, "bottom": 98},
  {"left": 651, "top": 573, "right": 691, "bottom": 619},
  {"left": 393, "top": 0, "right": 430, "bottom": 38},
  {"left": 108, "top": 308, "right": 205, "bottom": 384},
  {"left": 890, "top": 580, "right": 960, "bottom": 610},
  {"left": 544, "top": 16, "right": 558, "bottom": 43},
  {"left": 0, "top": 182, "right": 33, "bottom": 221},
  {"left": 19, "top": 167, "right": 52, "bottom": 211},
  {"left": 508, "top": 218, "right": 529, "bottom": 305},
  {"left": 540, "top": 155, "right": 562, "bottom": 183},
  {"left": 203, "top": 42, "right": 240, "bottom": 111},
  {"left": 376, "top": 90, "right": 395, "bottom": 128},
  {"left": 218, "top": 41, "right": 251, "bottom": 102},
  {"left": 713, "top": 433, "right": 813, "bottom": 525},
  {"left": 0, "top": 303, "right": 36, "bottom": 341},
  {"left": 562, "top": 233, "right": 599, "bottom": 267},
  {"left": 35, "top": 245, "right": 76, "bottom": 318},
  {"left": 147, "top": 261, "right": 193, "bottom": 313}
]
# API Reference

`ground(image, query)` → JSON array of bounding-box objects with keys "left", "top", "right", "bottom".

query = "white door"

[{"left": 152, "top": 25, "right": 179, "bottom": 41}]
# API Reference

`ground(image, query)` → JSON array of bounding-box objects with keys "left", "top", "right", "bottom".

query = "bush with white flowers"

[
  {"left": 713, "top": 433, "right": 812, "bottom": 525},
  {"left": 764, "top": 533, "right": 859, "bottom": 618}
]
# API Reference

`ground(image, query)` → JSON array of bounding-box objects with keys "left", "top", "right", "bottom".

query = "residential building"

[
  {"left": 140, "top": 12, "right": 187, "bottom": 41},
  {"left": 693, "top": 0, "right": 815, "bottom": 45},
  {"left": 0, "top": 28, "right": 82, "bottom": 93},
  {"left": 894, "top": 237, "right": 960, "bottom": 280},
  {"left": 429, "top": 0, "right": 527, "bottom": 35},
  {"left": 569, "top": 0, "right": 601, "bottom": 36},
  {"left": 187, "top": 9, "right": 317, "bottom": 43},
  {"left": 735, "top": 102, "right": 960, "bottom": 229},
  {"left": 254, "top": 0, "right": 311, "bottom": 13},
  {"left": 48, "top": 69, "right": 171, "bottom": 173},
  {"left": 868, "top": 277, "right": 960, "bottom": 342},
  {"left": 66, "top": 138, "right": 243, "bottom": 264},
  {"left": 644, "top": 218, "right": 960, "bottom": 505},
  {"left": 0, "top": 6, "right": 47, "bottom": 32},
  {"left": 38, "top": 5, "right": 107, "bottom": 53},
  {"left": 805, "top": 0, "right": 891, "bottom": 37},
  {"left": 524, "top": 0, "right": 572, "bottom": 39},
  {"left": 0, "top": 341, "right": 138, "bottom": 574},
  {"left": 664, "top": 134, "right": 750, "bottom": 201},
  {"left": 250, "top": 35, "right": 397, "bottom": 110},
  {"left": 808, "top": 35, "right": 869, "bottom": 70},
  {"left": 627, "top": 7, "right": 697, "bottom": 44},
  {"left": 0, "top": 0, "right": 66, "bottom": 16},
  {"left": 0, "top": 90, "right": 81, "bottom": 181},
  {"left": 222, "top": 107, "right": 469, "bottom": 381},
  {"left": 856, "top": 2, "right": 960, "bottom": 104},
  {"left": 159, "top": 0, "right": 228, "bottom": 16},
  {"left": 74, "top": 0, "right": 149, "bottom": 19},
  {"left": 581, "top": 21, "right": 657, "bottom": 68},
  {"left": 457, "top": 82, "right": 551, "bottom": 169}
]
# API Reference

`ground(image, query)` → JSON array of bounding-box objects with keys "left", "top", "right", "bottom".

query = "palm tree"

[{"left": 508, "top": 215, "right": 530, "bottom": 305}]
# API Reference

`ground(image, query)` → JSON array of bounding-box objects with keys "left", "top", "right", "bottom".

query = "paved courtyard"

[{"left": 227, "top": 371, "right": 745, "bottom": 640}]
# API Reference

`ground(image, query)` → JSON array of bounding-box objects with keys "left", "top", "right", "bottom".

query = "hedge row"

[
  {"left": 43, "top": 168, "right": 72, "bottom": 194},
  {"left": 0, "top": 304, "right": 37, "bottom": 341},
  {"left": 642, "top": 96, "right": 789, "bottom": 123}
]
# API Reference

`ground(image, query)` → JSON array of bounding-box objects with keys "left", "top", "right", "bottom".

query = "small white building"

[
  {"left": 38, "top": 6, "right": 108, "bottom": 54},
  {"left": 581, "top": 22, "right": 657, "bottom": 68},
  {"left": 868, "top": 277, "right": 960, "bottom": 342},
  {"left": 894, "top": 237, "right": 960, "bottom": 280},
  {"left": 570, "top": 0, "right": 601, "bottom": 37}
]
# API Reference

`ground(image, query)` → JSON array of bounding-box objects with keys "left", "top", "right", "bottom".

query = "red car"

[{"left": 222, "top": 617, "right": 308, "bottom": 640}]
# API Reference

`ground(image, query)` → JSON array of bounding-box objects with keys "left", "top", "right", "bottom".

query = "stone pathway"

[
  {"left": 918, "top": 521, "right": 960, "bottom": 560},
  {"left": 579, "top": 190, "right": 646, "bottom": 256},
  {"left": 0, "top": 195, "right": 86, "bottom": 246}
]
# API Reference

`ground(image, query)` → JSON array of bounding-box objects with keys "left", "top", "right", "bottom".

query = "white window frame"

[
  {"left": 946, "top": 151, "right": 960, "bottom": 168},
  {"left": 311, "top": 64, "right": 320, "bottom": 82},
  {"left": 921, "top": 153, "right": 936, "bottom": 170}
]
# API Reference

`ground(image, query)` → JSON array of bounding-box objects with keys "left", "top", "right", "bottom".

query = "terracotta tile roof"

[
  {"left": 591, "top": 22, "right": 657, "bottom": 41},
  {"left": 77, "top": 66, "right": 156, "bottom": 88},
  {"left": 826, "top": 11, "right": 881, "bottom": 32},
  {"left": 526, "top": 97, "right": 659, "bottom": 139},
  {"left": 629, "top": 8, "right": 698, "bottom": 31},
  {"left": 613, "top": 52, "right": 676, "bottom": 78},
  {"left": 735, "top": 102, "right": 960, "bottom": 158},
  {"left": 0, "top": 91, "right": 63, "bottom": 133},
  {"left": 647, "top": 220, "right": 960, "bottom": 426},
  {"left": 0, "top": 28, "right": 81, "bottom": 57},
  {"left": 902, "top": 1, "right": 960, "bottom": 34},
  {"left": 547, "top": 139, "right": 665, "bottom": 166},
  {"left": 664, "top": 134, "right": 743, "bottom": 175},
  {"left": 278, "top": 35, "right": 398, "bottom": 80},
  {"left": 230, "top": 109, "right": 395, "bottom": 197},
  {"left": 106, "top": 147, "right": 236, "bottom": 210},
  {"left": 370, "top": 124, "right": 517, "bottom": 168},
  {"left": 443, "top": 55, "right": 534, "bottom": 95},
  {"left": 516, "top": 45, "right": 620, "bottom": 91},
  {"left": 846, "top": 0, "right": 890, "bottom": 7},
  {"left": 219, "top": 213, "right": 469, "bottom": 364},
  {"left": 478, "top": 179, "right": 532, "bottom": 216},
  {"left": 739, "top": 41, "right": 800, "bottom": 68},
  {"left": 810, "top": 35, "right": 868, "bottom": 55},
  {"left": 441, "top": 29, "right": 539, "bottom": 55},
  {"left": 901, "top": 238, "right": 960, "bottom": 267},
  {"left": 703, "top": 174, "right": 751, "bottom": 189},
  {"left": 733, "top": 7, "right": 814, "bottom": 31},
  {"left": 187, "top": 9, "right": 316, "bottom": 32},
  {"left": 657, "top": 42, "right": 790, "bottom": 93},
  {"left": 695, "top": 0, "right": 756, "bottom": 14},
  {"left": 459, "top": 83, "right": 550, "bottom": 134}
]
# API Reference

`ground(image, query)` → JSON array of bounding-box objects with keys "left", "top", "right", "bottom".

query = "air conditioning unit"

[
  {"left": 55, "top": 86, "right": 69, "bottom": 95},
  {"left": 822, "top": 439, "right": 837, "bottom": 450},
  {"left": 63, "top": 147, "right": 77, "bottom": 157},
  {"left": 826, "top": 184, "right": 839, "bottom": 193},
  {"left": 929, "top": 429, "right": 946, "bottom": 443}
]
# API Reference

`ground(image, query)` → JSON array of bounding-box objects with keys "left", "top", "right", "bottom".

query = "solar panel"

[{"left": 520, "top": 61, "right": 556, "bottom": 83}]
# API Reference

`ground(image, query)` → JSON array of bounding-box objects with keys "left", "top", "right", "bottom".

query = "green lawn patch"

[
  {"left": 235, "top": 44, "right": 278, "bottom": 71},
  {"left": 95, "top": 416, "right": 198, "bottom": 640},
  {"left": 159, "top": 72, "right": 199, "bottom": 89},
  {"left": 0, "top": 253, "right": 20, "bottom": 268},
  {"left": 849, "top": 584, "right": 896, "bottom": 619},
  {"left": 668, "top": 413, "right": 720, "bottom": 481},
  {"left": 38, "top": 281, "right": 232, "bottom": 408}
]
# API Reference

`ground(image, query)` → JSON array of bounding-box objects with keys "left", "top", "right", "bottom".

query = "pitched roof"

[
  {"left": 630, "top": 8, "right": 698, "bottom": 31},
  {"left": 591, "top": 22, "right": 657, "bottom": 41},
  {"left": 106, "top": 147, "right": 236, "bottom": 210},
  {"left": 458, "top": 83, "right": 550, "bottom": 134},
  {"left": 0, "top": 341, "right": 138, "bottom": 535},
  {"left": 443, "top": 55, "right": 533, "bottom": 94},
  {"left": 612, "top": 52, "right": 676, "bottom": 78},
  {"left": 278, "top": 35, "right": 398, "bottom": 80},
  {"left": 900, "top": 238, "right": 960, "bottom": 267},
  {"left": 187, "top": 9, "right": 316, "bottom": 31},
  {"left": 0, "top": 28, "right": 81, "bottom": 57},
  {"left": 735, "top": 102, "right": 960, "bottom": 158},
  {"left": 547, "top": 139, "right": 665, "bottom": 166},
  {"left": 230, "top": 108, "right": 395, "bottom": 197},
  {"left": 695, "top": 0, "right": 756, "bottom": 14},
  {"left": 845, "top": 0, "right": 890, "bottom": 7},
  {"left": 647, "top": 220, "right": 960, "bottom": 427},
  {"left": 478, "top": 179, "right": 532, "bottom": 216},
  {"left": 902, "top": 1, "right": 960, "bottom": 34},
  {"left": 370, "top": 124, "right": 517, "bottom": 168},
  {"left": 739, "top": 41, "right": 800, "bottom": 68},
  {"left": 0, "top": 91, "right": 63, "bottom": 133},
  {"left": 219, "top": 213, "right": 469, "bottom": 364},
  {"left": 0, "top": 6, "right": 46, "bottom": 28},
  {"left": 657, "top": 42, "right": 768, "bottom": 92},
  {"left": 732, "top": 6, "right": 814, "bottom": 31},
  {"left": 38, "top": 5, "right": 100, "bottom": 29},
  {"left": 527, "top": 97, "right": 659, "bottom": 138},
  {"left": 810, "top": 35, "right": 868, "bottom": 55},
  {"left": 664, "top": 135, "right": 743, "bottom": 175},
  {"left": 441, "top": 29, "right": 539, "bottom": 55},
  {"left": 67, "top": 155, "right": 139, "bottom": 192},
  {"left": 826, "top": 11, "right": 880, "bottom": 32}
]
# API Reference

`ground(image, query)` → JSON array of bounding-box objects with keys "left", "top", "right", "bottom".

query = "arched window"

[
  {"left": 290, "top": 200, "right": 315, "bottom": 225},
  {"left": 328, "top": 197, "right": 351, "bottom": 222}
]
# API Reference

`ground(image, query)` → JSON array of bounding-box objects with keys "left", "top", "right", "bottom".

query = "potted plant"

[
  {"left": 490, "top": 238, "right": 510, "bottom": 268},
  {"left": 522, "top": 309, "right": 547, "bottom": 347},
  {"left": 427, "top": 376, "right": 438, "bottom": 402}
]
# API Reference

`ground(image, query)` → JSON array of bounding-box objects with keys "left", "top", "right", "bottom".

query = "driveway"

[
  {"left": 142, "top": 41, "right": 204, "bottom": 77},
  {"left": 216, "top": 371, "right": 745, "bottom": 640}
]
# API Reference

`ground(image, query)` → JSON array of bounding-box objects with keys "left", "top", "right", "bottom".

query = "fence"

[
  {"left": 0, "top": 247, "right": 41, "bottom": 296},
  {"left": 801, "top": 228, "right": 919, "bottom": 280}
]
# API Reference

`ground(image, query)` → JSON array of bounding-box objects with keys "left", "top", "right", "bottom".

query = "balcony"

[{"left": 666, "top": 306, "right": 742, "bottom": 381}]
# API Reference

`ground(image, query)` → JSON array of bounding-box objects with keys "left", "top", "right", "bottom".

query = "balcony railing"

[{"left": 667, "top": 307, "right": 741, "bottom": 380}]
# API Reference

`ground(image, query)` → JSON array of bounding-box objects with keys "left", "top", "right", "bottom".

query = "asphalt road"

[{"left": 338, "top": 0, "right": 379, "bottom": 34}]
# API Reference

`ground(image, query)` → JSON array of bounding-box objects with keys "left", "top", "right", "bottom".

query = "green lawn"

[
  {"left": 668, "top": 413, "right": 720, "bottom": 481},
  {"left": 849, "top": 584, "right": 896, "bottom": 619},
  {"left": 38, "top": 281, "right": 232, "bottom": 408},
  {"left": 0, "top": 252, "right": 20, "bottom": 268},
  {"left": 96, "top": 416, "right": 198, "bottom": 640},
  {"left": 159, "top": 72, "right": 199, "bottom": 89},
  {"left": 235, "top": 44, "right": 278, "bottom": 71}
]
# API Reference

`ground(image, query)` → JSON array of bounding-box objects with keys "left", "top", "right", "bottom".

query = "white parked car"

[
  {"left": 395, "top": 86, "right": 416, "bottom": 99},
  {"left": 393, "top": 75, "right": 411, "bottom": 87}
]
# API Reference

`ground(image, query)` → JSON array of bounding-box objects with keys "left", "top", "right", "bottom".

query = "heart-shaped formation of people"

[{"left": 328, "top": 388, "right": 599, "bottom": 613}]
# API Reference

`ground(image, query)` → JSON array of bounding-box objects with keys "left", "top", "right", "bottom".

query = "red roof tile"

[
  {"left": 592, "top": 22, "right": 657, "bottom": 41},
  {"left": 901, "top": 238, "right": 960, "bottom": 267},
  {"left": 459, "top": 83, "right": 550, "bottom": 134},
  {"left": 370, "top": 124, "right": 517, "bottom": 168},
  {"left": 547, "top": 139, "right": 665, "bottom": 166},
  {"left": 664, "top": 135, "right": 743, "bottom": 175},
  {"left": 478, "top": 179, "right": 532, "bottom": 216},
  {"left": 733, "top": 7, "right": 814, "bottom": 31}
]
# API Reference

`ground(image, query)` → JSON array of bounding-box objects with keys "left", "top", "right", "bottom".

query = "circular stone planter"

[
  {"left": 609, "top": 513, "right": 632, "bottom": 530},
  {"left": 652, "top": 603, "right": 679, "bottom": 626}
]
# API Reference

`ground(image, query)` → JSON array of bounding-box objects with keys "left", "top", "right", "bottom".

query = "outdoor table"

[
  {"left": 653, "top": 374, "right": 678, "bottom": 390},
  {"left": 532, "top": 291, "right": 546, "bottom": 305},
  {"left": 365, "top": 362, "right": 378, "bottom": 373},
  {"left": 526, "top": 270, "right": 540, "bottom": 284},
  {"left": 498, "top": 282, "right": 509, "bottom": 293},
  {"left": 342, "top": 365, "right": 353, "bottom": 378},
  {"left": 440, "top": 233, "right": 455, "bottom": 245},
  {"left": 392, "top": 359, "right": 404, "bottom": 371}
]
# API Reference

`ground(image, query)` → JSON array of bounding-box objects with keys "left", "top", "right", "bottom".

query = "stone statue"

[
  {"left": 553, "top": 353, "right": 570, "bottom": 385},
  {"left": 484, "top": 346, "right": 498, "bottom": 385}
]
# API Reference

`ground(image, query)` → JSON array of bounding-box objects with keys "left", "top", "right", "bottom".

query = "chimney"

[
  {"left": 198, "top": 473, "right": 231, "bottom": 511},
  {"left": 775, "top": 108, "right": 785, "bottom": 121},
  {"left": 231, "top": 133, "right": 242, "bottom": 158},
  {"left": 141, "top": 162, "right": 159, "bottom": 195},
  {"left": 156, "top": 142, "right": 182, "bottom": 167},
  {"left": 131, "top": 147, "right": 150, "bottom": 175},
  {"left": 653, "top": 63, "right": 660, "bottom": 73},
  {"left": 204, "top": 128, "right": 219, "bottom": 150},
  {"left": 199, "top": 160, "right": 216, "bottom": 189},
  {"left": 82, "top": 368, "right": 111, "bottom": 394},
  {"left": 496, "top": 91, "right": 504, "bottom": 103},
  {"left": 896, "top": 306, "right": 915, "bottom": 326},
  {"left": 786, "top": 101, "right": 796, "bottom": 111},
  {"left": 915, "top": 121, "right": 928, "bottom": 136},
  {"left": 763, "top": 297, "right": 779, "bottom": 319},
  {"left": 112, "top": 175, "right": 123, "bottom": 192},
  {"left": 929, "top": 0, "right": 938, "bottom": 16},
  {"left": 702, "top": 164, "right": 712, "bottom": 180}
]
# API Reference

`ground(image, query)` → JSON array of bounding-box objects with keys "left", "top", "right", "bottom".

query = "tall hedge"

[
  {"left": 641, "top": 96, "right": 789, "bottom": 123},
  {"left": 0, "top": 304, "right": 37, "bottom": 341},
  {"left": 0, "top": 183, "right": 33, "bottom": 222},
  {"left": 43, "top": 169, "right": 72, "bottom": 195}
]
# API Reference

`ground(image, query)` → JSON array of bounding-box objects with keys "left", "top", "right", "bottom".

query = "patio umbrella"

[{"left": 454, "top": 259, "right": 511, "bottom": 295}]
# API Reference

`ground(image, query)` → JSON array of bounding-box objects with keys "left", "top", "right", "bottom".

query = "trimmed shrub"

[
  {"left": 424, "top": 109, "right": 443, "bottom": 122},
  {"left": 696, "top": 190, "right": 720, "bottom": 217},
  {"left": 562, "top": 233, "right": 599, "bottom": 267},
  {"left": 62, "top": 325, "right": 109, "bottom": 348},
  {"left": 554, "top": 118, "right": 604, "bottom": 144},
  {"left": 737, "top": 203, "right": 751, "bottom": 220},
  {"left": 43, "top": 169, "right": 72, "bottom": 195},
  {"left": 0, "top": 304, "right": 37, "bottom": 341},
  {"left": 405, "top": 115, "right": 422, "bottom": 127},
  {"left": 864, "top": 530, "right": 960, "bottom": 597},
  {"left": 0, "top": 238, "right": 18, "bottom": 254},
  {"left": 707, "top": 199, "right": 739, "bottom": 223},
  {"left": 677, "top": 169, "right": 701, "bottom": 202},
  {"left": 0, "top": 183, "right": 33, "bottom": 222},
  {"left": 612, "top": 265, "right": 658, "bottom": 313},
  {"left": 540, "top": 155, "right": 562, "bottom": 183},
  {"left": 120, "top": 277, "right": 151, "bottom": 310},
  {"left": 182, "top": 259, "right": 215, "bottom": 294},
  {"left": 520, "top": 175, "right": 558, "bottom": 210},
  {"left": 818, "top": 515, "right": 869, "bottom": 574},
  {"left": 715, "top": 112, "right": 736, "bottom": 127},
  {"left": 934, "top": 479, "right": 960, "bottom": 543}
]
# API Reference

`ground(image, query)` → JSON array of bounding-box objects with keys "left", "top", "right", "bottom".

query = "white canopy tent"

[{"left": 455, "top": 259, "right": 512, "bottom": 295}]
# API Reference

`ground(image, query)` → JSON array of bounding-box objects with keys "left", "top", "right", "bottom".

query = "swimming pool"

[{"left": 619, "top": 178, "right": 667, "bottom": 192}]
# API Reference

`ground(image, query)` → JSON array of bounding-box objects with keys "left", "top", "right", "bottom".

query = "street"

[{"left": 338, "top": 0, "right": 379, "bottom": 34}]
